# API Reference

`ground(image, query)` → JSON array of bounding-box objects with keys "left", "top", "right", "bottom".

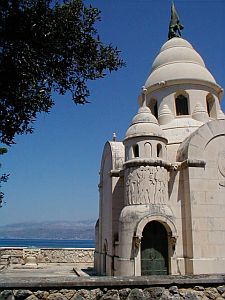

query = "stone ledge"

[{"left": 0, "top": 274, "right": 224, "bottom": 289}]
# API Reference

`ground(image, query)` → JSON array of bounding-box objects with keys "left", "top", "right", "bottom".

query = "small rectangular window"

[
  {"left": 133, "top": 144, "right": 139, "bottom": 158},
  {"left": 175, "top": 95, "right": 189, "bottom": 115}
]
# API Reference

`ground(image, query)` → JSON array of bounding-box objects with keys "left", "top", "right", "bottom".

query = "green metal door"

[{"left": 141, "top": 221, "right": 168, "bottom": 275}]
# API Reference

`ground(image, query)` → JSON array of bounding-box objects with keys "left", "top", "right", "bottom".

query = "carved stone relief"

[{"left": 125, "top": 166, "right": 168, "bottom": 205}]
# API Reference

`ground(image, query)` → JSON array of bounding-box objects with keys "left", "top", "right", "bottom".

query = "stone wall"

[
  {"left": 0, "top": 248, "right": 94, "bottom": 265},
  {"left": 0, "top": 284, "right": 225, "bottom": 300}
]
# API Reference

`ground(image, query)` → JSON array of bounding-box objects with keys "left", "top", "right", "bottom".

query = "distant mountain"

[{"left": 0, "top": 220, "right": 96, "bottom": 239}]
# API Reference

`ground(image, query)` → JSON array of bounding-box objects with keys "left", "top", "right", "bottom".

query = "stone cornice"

[
  {"left": 123, "top": 158, "right": 171, "bottom": 169},
  {"left": 110, "top": 158, "right": 206, "bottom": 176},
  {"left": 143, "top": 79, "right": 224, "bottom": 100}
]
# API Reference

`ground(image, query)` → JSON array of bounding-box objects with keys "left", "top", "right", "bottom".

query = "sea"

[{"left": 0, "top": 238, "right": 95, "bottom": 248}]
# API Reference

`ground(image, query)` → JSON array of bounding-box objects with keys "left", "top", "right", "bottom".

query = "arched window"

[
  {"left": 149, "top": 98, "right": 158, "bottom": 118},
  {"left": 133, "top": 144, "right": 139, "bottom": 158},
  {"left": 206, "top": 94, "right": 215, "bottom": 118},
  {"left": 157, "top": 144, "right": 162, "bottom": 158},
  {"left": 144, "top": 142, "right": 152, "bottom": 157},
  {"left": 175, "top": 94, "right": 189, "bottom": 116}
]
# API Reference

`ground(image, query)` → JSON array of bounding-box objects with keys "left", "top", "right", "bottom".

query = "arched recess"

[
  {"left": 136, "top": 214, "right": 177, "bottom": 237},
  {"left": 177, "top": 119, "right": 225, "bottom": 161},
  {"left": 206, "top": 93, "right": 216, "bottom": 118},
  {"left": 135, "top": 215, "right": 177, "bottom": 275},
  {"left": 144, "top": 142, "right": 152, "bottom": 157},
  {"left": 133, "top": 144, "right": 139, "bottom": 158},
  {"left": 157, "top": 143, "right": 163, "bottom": 158},
  {"left": 148, "top": 97, "right": 158, "bottom": 118},
  {"left": 174, "top": 91, "right": 189, "bottom": 116},
  {"left": 141, "top": 221, "right": 168, "bottom": 275}
]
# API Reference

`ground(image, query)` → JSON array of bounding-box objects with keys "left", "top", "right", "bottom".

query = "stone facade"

[{"left": 95, "top": 36, "right": 225, "bottom": 276}]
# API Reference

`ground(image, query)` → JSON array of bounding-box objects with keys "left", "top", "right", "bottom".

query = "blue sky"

[{"left": 1, "top": 0, "right": 225, "bottom": 226}]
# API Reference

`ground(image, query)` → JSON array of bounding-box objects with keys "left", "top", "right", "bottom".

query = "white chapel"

[{"left": 94, "top": 3, "right": 225, "bottom": 276}]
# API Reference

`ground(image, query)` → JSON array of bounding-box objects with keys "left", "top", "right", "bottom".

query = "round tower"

[
  {"left": 123, "top": 103, "right": 169, "bottom": 206},
  {"left": 141, "top": 37, "right": 224, "bottom": 157}
]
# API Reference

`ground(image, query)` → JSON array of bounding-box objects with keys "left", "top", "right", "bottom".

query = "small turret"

[
  {"left": 124, "top": 106, "right": 167, "bottom": 162},
  {"left": 123, "top": 105, "right": 169, "bottom": 206},
  {"left": 158, "top": 104, "right": 174, "bottom": 125},
  {"left": 192, "top": 102, "right": 209, "bottom": 122}
]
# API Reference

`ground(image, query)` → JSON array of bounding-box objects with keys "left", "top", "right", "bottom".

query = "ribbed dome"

[
  {"left": 160, "top": 38, "right": 194, "bottom": 51},
  {"left": 131, "top": 106, "right": 158, "bottom": 124},
  {"left": 145, "top": 37, "right": 216, "bottom": 88},
  {"left": 125, "top": 106, "right": 166, "bottom": 139}
]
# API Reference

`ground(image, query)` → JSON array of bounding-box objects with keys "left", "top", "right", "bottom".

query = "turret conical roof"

[{"left": 125, "top": 106, "right": 166, "bottom": 140}]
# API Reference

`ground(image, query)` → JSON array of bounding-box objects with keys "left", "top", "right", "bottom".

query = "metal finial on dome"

[{"left": 168, "top": 0, "right": 184, "bottom": 40}]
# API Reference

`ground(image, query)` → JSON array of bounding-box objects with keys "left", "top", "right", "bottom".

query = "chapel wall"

[
  {"left": 187, "top": 136, "right": 225, "bottom": 274},
  {"left": 111, "top": 177, "right": 124, "bottom": 244},
  {"left": 98, "top": 144, "right": 114, "bottom": 275},
  {"left": 167, "top": 168, "right": 186, "bottom": 274},
  {"left": 97, "top": 141, "right": 125, "bottom": 275}
]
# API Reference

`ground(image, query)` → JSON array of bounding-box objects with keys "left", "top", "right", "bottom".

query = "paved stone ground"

[
  {"left": 0, "top": 263, "right": 94, "bottom": 277},
  {"left": 1, "top": 263, "right": 81, "bottom": 277},
  {"left": 0, "top": 263, "right": 225, "bottom": 290},
  {"left": 0, "top": 262, "right": 96, "bottom": 287},
  {"left": 1, "top": 261, "right": 225, "bottom": 300}
]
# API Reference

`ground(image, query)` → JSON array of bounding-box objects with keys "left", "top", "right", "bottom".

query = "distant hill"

[{"left": 0, "top": 220, "right": 96, "bottom": 239}]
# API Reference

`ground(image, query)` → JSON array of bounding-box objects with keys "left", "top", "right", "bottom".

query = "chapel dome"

[
  {"left": 145, "top": 37, "right": 216, "bottom": 88},
  {"left": 125, "top": 106, "right": 166, "bottom": 140}
]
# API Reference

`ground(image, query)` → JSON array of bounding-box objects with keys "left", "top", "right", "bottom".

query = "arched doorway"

[{"left": 141, "top": 221, "right": 168, "bottom": 275}]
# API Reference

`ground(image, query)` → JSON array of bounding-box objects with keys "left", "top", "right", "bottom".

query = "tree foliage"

[
  {"left": 0, "top": 147, "right": 9, "bottom": 207},
  {"left": 0, "top": 0, "right": 124, "bottom": 145}
]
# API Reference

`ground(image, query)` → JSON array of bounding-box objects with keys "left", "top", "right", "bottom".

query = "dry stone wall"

[
  {"left": 0, "top": 285, "right": 225, "bottom": 300},
  {"left": 0, "top": 248, "right": 94, "bottom": 265}
]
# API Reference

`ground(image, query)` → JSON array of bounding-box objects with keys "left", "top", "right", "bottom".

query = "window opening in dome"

[
  {"left": 133, "top": 144, "right": 139, "bottom": 158},
  {"left": 175, "top": 94, "right": 189, "bottom": 116},
  {"left": 206, "top": 94, "right": 215, "bottom": 118},
  {"left": 157, "top": 144, "right": 162, "bottom": 158},
  {"left": 149, "top": 98, "right": 158, "bottom": 118}
]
